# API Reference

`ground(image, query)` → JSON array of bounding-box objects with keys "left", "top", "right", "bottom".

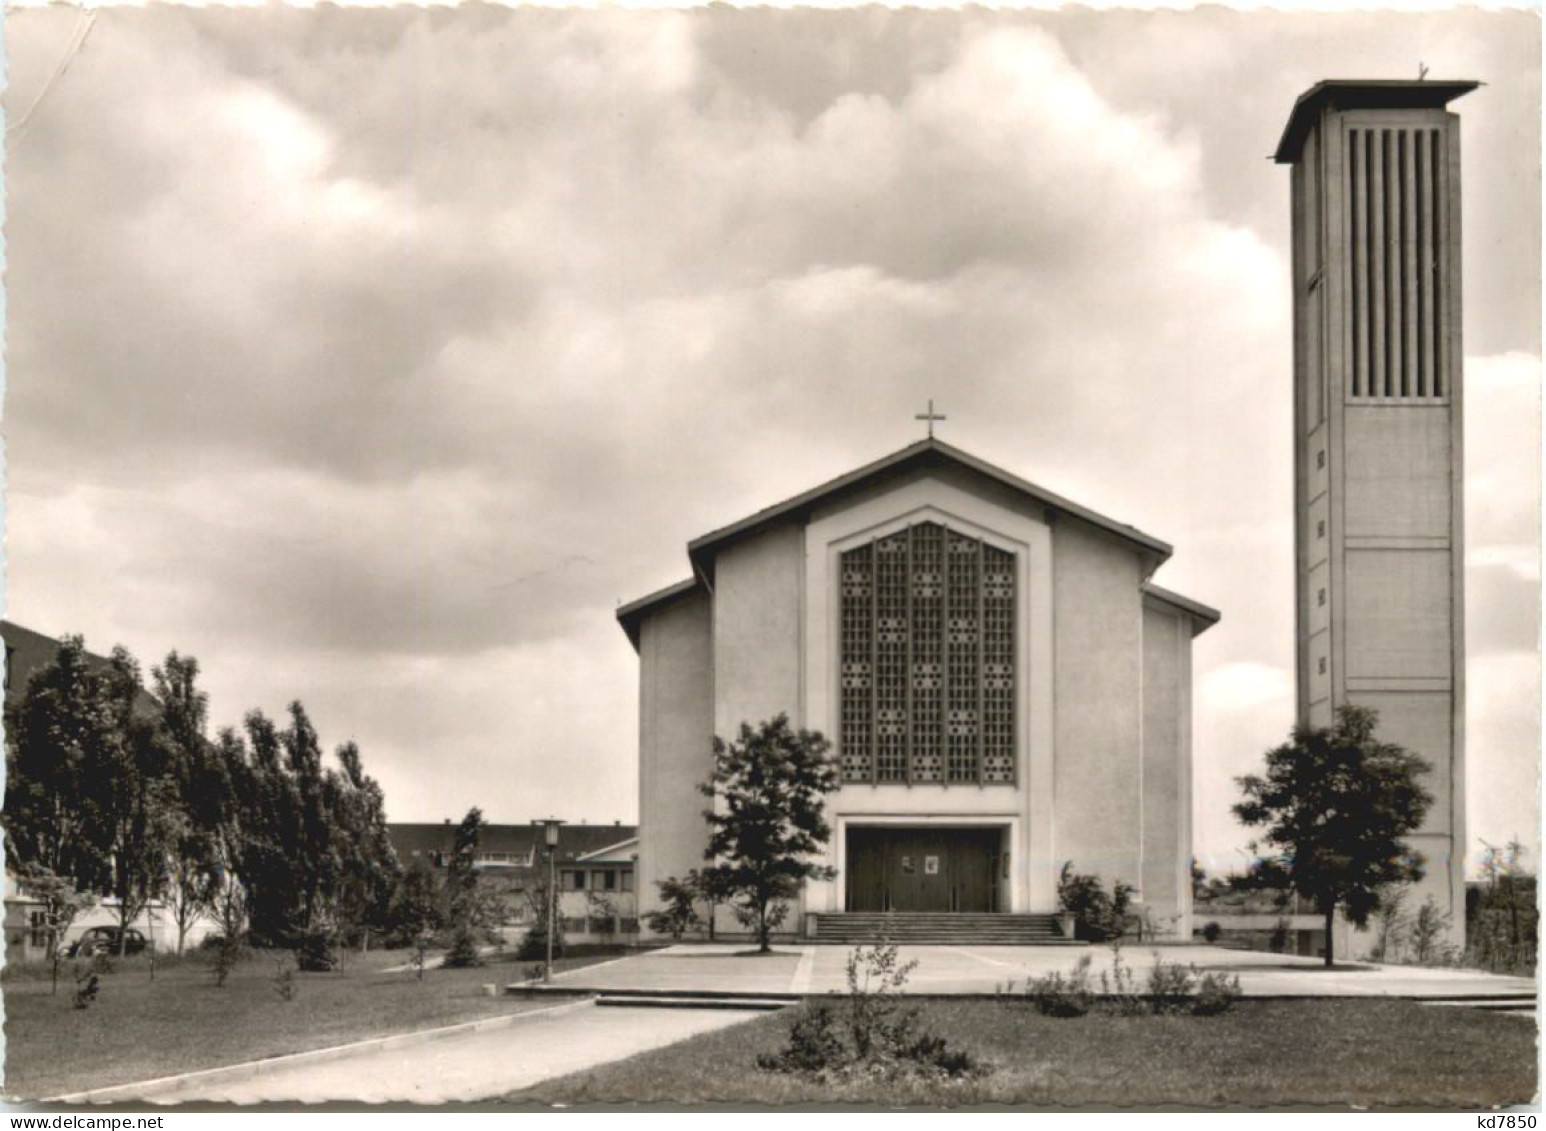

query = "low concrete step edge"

[{"left": 595, "top": 996, "right": 789, "bottom": 1012}]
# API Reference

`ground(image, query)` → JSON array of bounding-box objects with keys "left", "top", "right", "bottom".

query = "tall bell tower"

[{"left": 1276, "top": 80, "right": 1475, "bottom": 948}]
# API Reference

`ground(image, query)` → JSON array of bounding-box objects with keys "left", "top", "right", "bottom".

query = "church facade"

[{"left": 619, "top": 439, "right": 1217, "bottom": 940}]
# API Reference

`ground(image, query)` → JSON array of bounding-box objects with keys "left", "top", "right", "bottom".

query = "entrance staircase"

[{"left": 811, "top": 912, "right": 1077, "bottom": 946}]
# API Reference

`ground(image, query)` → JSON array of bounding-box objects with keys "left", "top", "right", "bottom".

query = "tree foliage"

[
  {"left": 5, "top": 633, "right": 399, "bottom": 964},
  {"left": 645, "top": 875, "right": 705, "bottom": 940},
  {"left": 698, "top": 714, "right": 839, "bottom": 952},
  {"left": 443, "top": 807, "right": 493, "bottom": 967},
  {"left": 5, "top": 637, "right": 118, "bottom": 893},
  {"left": 1234, "top": 704, "right": 1433, "bottom": 966},
  {"left": 154, "top": 654, "right": 226, "bottom": 955}
]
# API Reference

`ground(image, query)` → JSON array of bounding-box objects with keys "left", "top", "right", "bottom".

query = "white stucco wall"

[
  {"left": 1141, "top": 600, "right": 1194, "bottom": 938},
  {"left": 1051, "top": 522, "right": 1147, "bottom": 895},
  {"left": 636, "top": 591, "right": 714, "bottom": 926}
]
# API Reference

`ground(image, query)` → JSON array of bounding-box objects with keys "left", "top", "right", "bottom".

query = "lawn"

[
  {"left": 512, "top": 998, "right": 1538, "bottom": 1109},
  {"left": 3, "top": 944, "right": 630, "bottom": 1100}
]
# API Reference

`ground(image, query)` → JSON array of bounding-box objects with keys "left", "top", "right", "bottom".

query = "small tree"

[
  {"left": 210, "top": 873, "right": 249, "bottom": 988},
  {"left": 154, "top": 652, "right": 223, "bottom": 956},
  {"left": 518, "top": 872, "right": 566, "bottom": 961},
  {"left": 443, "top": 808, "right": 487, "bottom": 968},
  {"left": 698, "top": 715, "right": 839, "bottom": 952},
  {"left": 1369, "top": 887, "right": 1409, "bottom": 963},
  {"left": 1235, "top": 705, "right": 1433, "bottom": 967},
  {"left": 14, "top": 863, "right": 96, "bottom": 994},
  {"left": 1410, "top": 896, "right": 1454, "bottom": 966},
  {"left": 387, "top": 857, "right": 444, "bottom": 947},
  {"left": 586, "top": 891, "right": 618, "bottom": 944},
  {"left": 94, "top": 649, "right": 181, "bottom": 956},
  {"left": 645, "top": 875, "right": 704, "bottom": 940}
]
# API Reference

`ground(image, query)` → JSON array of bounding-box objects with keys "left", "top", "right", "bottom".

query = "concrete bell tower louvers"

[{"left": 1276, "top": 80, "right": 1474, "bottom": 949}]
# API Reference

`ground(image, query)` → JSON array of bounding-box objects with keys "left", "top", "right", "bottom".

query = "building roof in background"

[
  {"left": 576, "top": 836, "right": 640, "bottom": 864},
  {"left": 2, "top": 619, "right": 163, "bottom": 714},
  {"left": 386, "top": 821, "right": 639, "bottom": 865}
]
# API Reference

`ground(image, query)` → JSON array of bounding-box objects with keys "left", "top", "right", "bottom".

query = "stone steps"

[{"left": 812, "top": 912, "right": 1076, "bottom": 945}]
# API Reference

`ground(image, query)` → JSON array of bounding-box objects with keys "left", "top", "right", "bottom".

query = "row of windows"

[{"left": 560, "top": 868, "right": 634, "bottom": 892}]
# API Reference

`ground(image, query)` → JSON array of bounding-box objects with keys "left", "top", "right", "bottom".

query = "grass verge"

[
  {"left": 512, "top": 997, "right": 1538, "bottom": 1109},
  {"left": 4, "top": 944, "right": 629, "bottom": 1099}
]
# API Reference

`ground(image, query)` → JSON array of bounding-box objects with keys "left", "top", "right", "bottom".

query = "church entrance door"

[{"left": 845, "top": 826, "right": 1001, "bottom": 913}]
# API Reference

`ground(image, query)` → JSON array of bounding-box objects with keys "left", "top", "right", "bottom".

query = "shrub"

[
  {"left": 1145, "top": 955, "right": 1197, "bottom": 1014},
  {"left": 1057, "top": 863, "right": 1134, "bottom": 942},
  {"left": 1026, "top": 954, "right": 1094, "bottom": 1018},
  {"left": 757, "top": 1004, "right": 846, "bottom": 1074},
  {"left": 1201, "top": 921, "right": 1222, "bottom": 944},
  {"left": 1097, "top": 943, "right": 1145, "bottom": 1015},
  {"left": 71, "top": 968, "right": 100, "bottom": 1010},
  {"left": 443, "top": 923, "right": 484, "bottom": 969},
  {"left": 644, "top": 875, "right": 703, "bottom": 940},
  {"left": 295, "top": 928, "right": 339, "bottom": 972},
  {"left": 271, "top": 955, "right": 297, "bottom": 1001},
  {"left": 1192, "top": 971, "right": 1242, "bottom": 1016},
  {"left": 759, "top": 942, "right": 983, "bottom": 1081}
]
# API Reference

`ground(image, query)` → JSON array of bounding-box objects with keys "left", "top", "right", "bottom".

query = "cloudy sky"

[{"left": 4, "top": 5, "right": 1538, "bottom": 874}]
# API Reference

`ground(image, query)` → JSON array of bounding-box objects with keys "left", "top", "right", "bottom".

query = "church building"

[{"left": 618, "top": 438, "right": 1218, "bottom": 941}]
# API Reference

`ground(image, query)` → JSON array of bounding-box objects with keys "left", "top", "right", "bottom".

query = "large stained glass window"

[{"left": 838, "top": 522, "right": 1016, "bottom": 785}]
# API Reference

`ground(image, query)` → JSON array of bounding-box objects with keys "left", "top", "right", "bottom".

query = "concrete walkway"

[
  {"left": 125, "top": 1002, "right": 766, "bottom": 1105},
  {"left": 539, "top": 942, "right": 1538, "bottom": 1000}
]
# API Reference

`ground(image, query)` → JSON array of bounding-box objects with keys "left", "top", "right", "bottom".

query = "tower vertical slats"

[
  {"left": 1402, "top": 130, "right": 1419, "bottom": 398},
  {"left": 1370, "top": 130, "right": 1387, "bottom": 396},
  {"left": 1351, "top": 129, "right": 1369, "bottom": 398},
  {"left": 1345, "top": 124, "right": 1446, "bottom": 402},
  {"left": 1432, "top": 128, "right": 1446, "bottom": 397},
  {"left": 1385, "top": 129, "right": 1403, "bottom": 396},
  {"left": 1418, "top": 130, "right": 1434, "bottom": 397}
]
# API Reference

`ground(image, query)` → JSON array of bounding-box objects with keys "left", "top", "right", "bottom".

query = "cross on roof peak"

[{"left": 915, "top": 399, "right": 946, "bottom": 439}]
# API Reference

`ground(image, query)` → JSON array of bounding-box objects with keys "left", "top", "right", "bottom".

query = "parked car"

[{"left": 66, "top": 926, "right": 149, "bottom": 958}]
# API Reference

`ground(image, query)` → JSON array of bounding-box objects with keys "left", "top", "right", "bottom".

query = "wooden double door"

[{"left": 846, "top": 826, "right": 1002, "bottom": 913}]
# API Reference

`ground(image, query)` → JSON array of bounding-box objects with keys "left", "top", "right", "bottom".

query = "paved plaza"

[{"left": 536, "top": 943, "right": 1538, "bottom": 1000}]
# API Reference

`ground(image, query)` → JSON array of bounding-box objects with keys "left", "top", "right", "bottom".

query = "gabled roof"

[
  {"left": 617, "top": 439, "right": 1178, "bottom": 646},
  {"left": 686, "top": 438, "right": 1171, "bottom": 579},
  {"left": 1142, "top": 582, "right": 1222, "bottom": 636},
  {"left": 387, "top": 822, "right": 639, "bottom": 866},
  {"left": 1274, "top": 79, "right": 1478, "bottom": 164}
]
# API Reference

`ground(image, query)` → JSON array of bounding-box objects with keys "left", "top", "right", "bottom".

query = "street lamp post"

[{"left": 533, "top": 818, "right": 565, "bottom": 983}]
